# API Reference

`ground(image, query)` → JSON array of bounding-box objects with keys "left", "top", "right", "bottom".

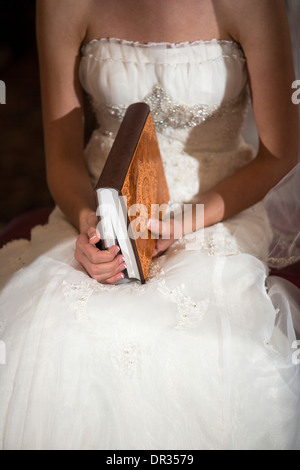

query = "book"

[{"left": 95, "top": 102, "right": 170, "bottom": 284}]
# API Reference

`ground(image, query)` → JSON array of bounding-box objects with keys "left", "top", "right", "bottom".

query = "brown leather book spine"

[{"left": 95, "top": 103, "right": 150, "bottom": 192}]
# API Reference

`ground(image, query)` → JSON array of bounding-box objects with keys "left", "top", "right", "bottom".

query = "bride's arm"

[
  {"left": 150, "top": 0, "right": 298, "bottom": 253},
  {"left": 36, "top": 0, "right": 94, "bottom": 232},
  {"left": 199, "top": 0, "right": 298, "bottom": 227},
  {"left": 36, "top": 0, "right": 126, "bottom": 283}
]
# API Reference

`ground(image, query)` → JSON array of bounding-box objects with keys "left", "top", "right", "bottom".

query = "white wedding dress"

[{"left": 0, "top": 38, "right": 299, "bottom": 450}]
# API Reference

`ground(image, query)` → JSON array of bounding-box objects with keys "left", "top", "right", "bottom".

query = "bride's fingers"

[
  {"left": 88, "top": 256, "right": 127, "bottom": 281},
  {"left": 87, "top": 226, "right": 100, "bottom": 245},
  {"left": 87, "top": 213, "right": 99, "bottom": 229},
  {"left": 152, "top": 238, "right": 173, "bottom": 258},
  {"left": 102, "top": 271, "right": 125, "bottom": 285},
  {"left": 75, "top": 247, "right": 126, "bottom": 282},
  {"left": 147, "top": 218, "right": 163, "bottom": 237},
  {"left": 75, "top": 236, "right": 127, "bottom": 280},
  {"left": 76, "top": 233, "right": 119, "bottom": 263},
  {"left": 77, "top": 244, "right": 124, "bottom": 272}
]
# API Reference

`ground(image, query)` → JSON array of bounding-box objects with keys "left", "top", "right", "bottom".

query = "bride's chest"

[{"left": 79, "top": 38, "right": 248, "bottom": 108}]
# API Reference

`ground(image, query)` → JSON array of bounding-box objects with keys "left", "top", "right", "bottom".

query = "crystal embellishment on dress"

[
  {"left": 92, "top": 84, "right": 249, "bottom": 134},
  {"left": 143, "top": 84, "right": 219, "bottom": 132}
]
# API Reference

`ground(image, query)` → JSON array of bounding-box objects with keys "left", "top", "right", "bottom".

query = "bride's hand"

[
  {"left": 148, "top": 218, "right": 181, "bottom": 258},
  {"left": 148, "top": 204, "right": 205, "bottom": 257},
  {"left": 75, "top": 213, "right": 127, "bottom": 284}
]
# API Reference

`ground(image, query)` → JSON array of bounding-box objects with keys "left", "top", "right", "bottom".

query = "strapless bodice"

[{"left": 79, "top": 38, "right": 255, "bottom": 204}]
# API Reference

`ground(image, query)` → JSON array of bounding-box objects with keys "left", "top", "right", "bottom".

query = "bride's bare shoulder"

[
  {"left": 36, "top": 0, "right": 92, "bottom": 47},
  {"left": 214, "top": 0, "right": 288, "bottom": 44}
]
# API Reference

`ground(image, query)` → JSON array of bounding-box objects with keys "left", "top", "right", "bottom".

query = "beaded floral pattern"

[
  {"left": 110, "top": 342, "right": 142, "bottom": 377},
  {"left": 157, "top": 280, "right": 209, "bottom": 330},
  {"left": 92, "top": 83, "right": 249, "bottom": 134},
  {"left": 62, "top": 280, "right": 116, "bottom": 319}
]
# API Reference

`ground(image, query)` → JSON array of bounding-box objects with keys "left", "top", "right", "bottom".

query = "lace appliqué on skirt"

[
  {"left": 173, "top": 227, "right": 241, "bottom": 257},
  {"left": 110, "top": 342, "right": 142, "bottom": 377},
  {"left": 62, "top": 280, "right": 115, "bottom": 319},
  {"left": 62, "top": 276, "right": 156, "bottom": 318},
  {"left": 157, "top": 280, "right": 209, "bottom": 330},
  {"left": 147, "top": 256, "right": 166, "bottom": 282}
]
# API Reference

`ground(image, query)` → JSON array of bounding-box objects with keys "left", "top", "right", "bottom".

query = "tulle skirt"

[{"left": 0, "top": 166, "right": 299, "bottom": 450}]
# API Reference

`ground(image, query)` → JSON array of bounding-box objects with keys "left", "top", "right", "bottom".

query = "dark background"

[{"left": 0, "top": 0, "right": 54, "bottom": 234}]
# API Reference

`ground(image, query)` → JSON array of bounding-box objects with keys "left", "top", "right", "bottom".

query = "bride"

[{"left": 0, "top": 0, "right": 299, "bottom": 450}]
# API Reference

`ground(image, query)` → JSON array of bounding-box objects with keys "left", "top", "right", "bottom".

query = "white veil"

[
  {"left": 265, "top": 0, "right": 300, "bottom": 370},
  {"left": 263, "top": 0, "right": 300, "bottom": 269}
]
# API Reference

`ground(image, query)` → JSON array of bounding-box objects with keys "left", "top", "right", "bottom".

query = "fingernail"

[
  {"left": 148, "top": 218, "right": 159, "bottom": 231},
  {"left": 89, "top": 234, "right": 98, "bottom": 242},
  {"left": 118, "top": 273, "right": 124, "bottom": 281},
  {"left": 114, "top": 246, "right": 120, "bottom": 255}
]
